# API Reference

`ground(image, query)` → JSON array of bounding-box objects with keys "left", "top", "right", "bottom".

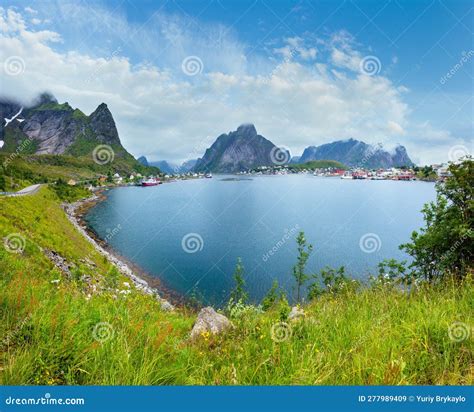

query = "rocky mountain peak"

[
  {"left": 34, "top": 92, "right": 58, "bottom": 106},
  {"left": 194, "top": 124, "right": 281, "bottom": 173},
  {"left": 236, "top": 123, "right": 257, "bottom": 138},
  {"left": 89, "top": 103, "right": 120, "bottom": 145},
  {"left": 0, "top": 93, "right": 128, "bottom": 156}
]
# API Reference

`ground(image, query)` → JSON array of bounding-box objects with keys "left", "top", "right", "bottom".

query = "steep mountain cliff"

[
  {"left": 299, "top": 138, "right": 413, "bottom": 168},
  {"left": 194, "top": 124, "right": 288, "bottom": 173},
  {"left": 0, "top": 92, "right": 133, "bottom": 161}
]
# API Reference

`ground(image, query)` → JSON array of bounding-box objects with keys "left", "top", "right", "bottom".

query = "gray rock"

[
  {"left": 160, "top": 300, "right": 175, "bottom": 312},
  {"left": 88, "top": 103, "right": 121, "bottom": 145},
  {"left": 288, "top": 306, "right": 305, "bottom": 321},
  {"left": 190, "top": 307, "right": 233, "bottom": 340},
  {"left": 44, "top": 249, "right": 75, "bottom": 279}
]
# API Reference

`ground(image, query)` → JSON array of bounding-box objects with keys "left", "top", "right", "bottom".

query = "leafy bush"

[
  {"left": 261, "top": 280, "right": 281, "bottom": 311},
  {"left": 401, "top": 158, "right": 473, "bottom": 281}
]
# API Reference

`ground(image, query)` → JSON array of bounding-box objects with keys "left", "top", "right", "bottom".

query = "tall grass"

[{"left": 1, "top": 188, "right": 472, "bottom": 385}]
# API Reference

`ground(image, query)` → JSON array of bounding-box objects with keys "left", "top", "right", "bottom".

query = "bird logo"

[
  {"left": 4, "top": 106, "right": 24, "bottom": 127},
  {"left": 1, "top": 106, "right": 25, "bottom": 149}
]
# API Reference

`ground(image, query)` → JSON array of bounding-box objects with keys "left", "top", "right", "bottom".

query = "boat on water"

[
  {"left": 205, "top": 173, "right": 213, "bottom": 178},
  {"left": 141, "top": 178, "right": 160, "bottom": 186}
]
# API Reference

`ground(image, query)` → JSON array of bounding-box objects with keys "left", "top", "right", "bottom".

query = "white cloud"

[
  {"left": 387, "top": 120, "right": 405, "bottom": 135},
  {"left": 24, "top": 7, "right": 37, "bottom": 15},
  {"left": 0, "top": 7, "right": 461, "bottom": 164},
  {"left": 274, "top": 36, "right": 317, "bottom": 62}
]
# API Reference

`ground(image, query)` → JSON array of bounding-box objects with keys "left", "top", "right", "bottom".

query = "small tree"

[
  {"left": 292, "top": 231, "right": 313, "bottom": 302},
  {"left": 401, "top": 158, "right": 473, "bottom": 281},
  {"left": 230, "top": 258, "right": 248, "bottom": 303},
  {"left": 262, "top": 280, "right": 280, "bottom": 311}
]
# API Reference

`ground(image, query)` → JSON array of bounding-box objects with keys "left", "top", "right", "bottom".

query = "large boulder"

[{"left": 190, "top": 307, "right": 232, "bottom": 340}]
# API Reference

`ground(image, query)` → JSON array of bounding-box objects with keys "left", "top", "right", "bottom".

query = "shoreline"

[{"left": 63, "top": 189, "right": 178, "bottom": 311}]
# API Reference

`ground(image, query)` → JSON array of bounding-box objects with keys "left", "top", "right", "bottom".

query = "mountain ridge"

[
  {"left": 193, "top": 124, "right": 289, "bottom": 173},
  {"left": 299, "top": 138, "right": 413, "bottom": 169},
  {"left": 1, "top": 92, "right": 131, "bottom": 159}
]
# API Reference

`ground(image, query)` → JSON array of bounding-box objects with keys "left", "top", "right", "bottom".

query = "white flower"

[{"left": 50, "top": 279, "right": 60, "bottom": 284}]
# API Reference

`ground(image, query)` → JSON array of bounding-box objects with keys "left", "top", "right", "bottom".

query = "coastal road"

[{"left": 1, "top": 184, "right": 42, "bottom": 197}]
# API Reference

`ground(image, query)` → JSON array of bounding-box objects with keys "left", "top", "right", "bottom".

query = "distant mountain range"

[
  {"left": 139, "top": 125, "right": 414, "bottom": 174},
  {"left": 162, "top": 125, "right": 412, "bottom": 173},
  {"left": 137, "top": 157, "right": 198, "bottom": 174},
  {"left": 299, "top": 138, "right": 413, "bottom": 169},
  {"left": 1, "top": 93, "right": 413, "bottom": 174}
]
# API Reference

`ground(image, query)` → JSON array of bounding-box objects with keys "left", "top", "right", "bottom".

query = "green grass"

[
  {"left": 31, "top": 102, "right": 72, "bottom": 112},
  {"left": 0, "top": 152, "right": 160, "bottom": 191},
  {"left": 72, "top": 108, "right": 88, "bottom": 120},
  {"left": 0, "top": 188, "right": 472, "bottom": 385},
  {"left": 288, "top": 160, "right": 348, "bottom": 170}
]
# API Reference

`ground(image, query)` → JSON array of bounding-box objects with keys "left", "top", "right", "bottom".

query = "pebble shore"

[{"left": 63, "top": 193, "right": 174, "bottom": 311}]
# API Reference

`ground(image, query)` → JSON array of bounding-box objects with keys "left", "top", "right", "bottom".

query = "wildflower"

[
  {"left": 200, "top": 331, "right": 211, "bottom": 340},
  {"left": 50, "top": 279, "right": 60, "bottom": 284}
]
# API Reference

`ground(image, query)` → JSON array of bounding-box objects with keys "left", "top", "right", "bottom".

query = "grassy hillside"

[
  {"left": 0, "top": 153, "right": 159, "bottom": 192},
  {"left": 288, "top": 160, "right": 348, "bottom": 170},
  {"left": 0, "top": 187, "right": 472, "bottom": 385}
]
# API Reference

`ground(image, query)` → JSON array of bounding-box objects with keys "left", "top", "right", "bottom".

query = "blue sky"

[{"left": 0, "top": 0, "right": 472, "bottom": 164}]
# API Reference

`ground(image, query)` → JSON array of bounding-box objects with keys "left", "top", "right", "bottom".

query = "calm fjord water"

[{"left": 85, "top": 175, "right": 436, "bottom": 306}]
